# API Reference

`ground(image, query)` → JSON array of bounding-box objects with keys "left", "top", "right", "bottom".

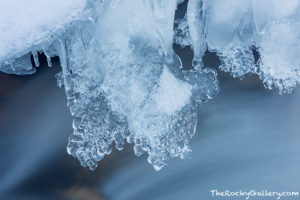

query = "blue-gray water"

[{"left": 0, "top": 57, "right": 300, "bottom": 200}]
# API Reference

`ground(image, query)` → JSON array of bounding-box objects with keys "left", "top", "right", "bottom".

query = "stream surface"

[{"left": 0, "top": 57, "right": 299, "bottom": 200}]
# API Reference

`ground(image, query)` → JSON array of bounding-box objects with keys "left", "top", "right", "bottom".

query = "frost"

[{"left": 0, "top": 0, "right": 299, "bottom": 170}]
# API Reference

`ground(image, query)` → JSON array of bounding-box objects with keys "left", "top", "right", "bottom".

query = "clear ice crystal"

[
  {"left": 0, "top": 0, "right": 300, "bottom": 170},
  {"left": 60, "top": 0, "right": 218, "bottom": 170}
]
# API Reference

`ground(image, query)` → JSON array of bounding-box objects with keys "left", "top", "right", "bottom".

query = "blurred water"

[
  {"left": 0, "top": 59, "right": 74, "bottom": 199},
  {"left": 0, "top": 56, "right": 300, "bottom": 200}
]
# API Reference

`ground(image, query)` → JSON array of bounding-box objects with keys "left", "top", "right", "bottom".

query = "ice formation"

[
  {"left": 203, "top": 0, "right": 300, "bottom": 93},
  {"left": 61, "top": 0, "right": 218, "bottom": 170},
  {"left": 0, "top": 0, "right": 299, "bottom": 170}
]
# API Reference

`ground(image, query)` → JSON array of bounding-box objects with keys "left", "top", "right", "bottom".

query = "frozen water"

[
  {"left": 205, "top": 0, "right": 256, "bottom": 78},
  {"left": 174, "top": 14, "right": 192, "bottom": 48},
  {"left": 252, "top": 0, "right": 300, "bottom": 93},
  {"left": 204, "top": 0, "right": 300, "bottom": 93},
  {"left": 0, "top": 0, "right": 299, "bottom": 170},
  {"left": 0, "top": 0, "right": 95, "bottom": 74},
  {"left": 63, "top": 0, "right": 218, "bottom": 170},
  {"left": 186, "top": 0, "right": 207, "bottom": 67}
]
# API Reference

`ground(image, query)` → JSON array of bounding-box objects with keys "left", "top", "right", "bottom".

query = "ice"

[
  {"left": 153, "top": 67, "right": 192, "bottom": 115},
  {"left": 63, "top": 0, "right": 218, "bottom": 170},
  {"left": 0, "top": 0, "right": 93, "bottom": 74},
  {"left": 186, "top": 0, "right": 207, "bottom": 67},
  {"left": 174, "top": 14, "right": 192, "bottom": 48},
  {"left": 0, "top": 53, "right": 35, "bottom": 75},
  {"left": 0, "top": 0, "right": 299, "bottom": 171},
  {"left": 203, "top": 0, "right": 300, "bottom": 92},
  {"left": 252, "top": 0, "right": 300, "bottom": 93},
  {"left": 206, "top": 0, "right": 253, "bottom": 50},
  {"left": 204, "top": 0, "right": 256, "bottom": 78}
]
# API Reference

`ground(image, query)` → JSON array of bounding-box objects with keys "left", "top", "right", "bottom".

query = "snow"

[{"left": 0, "top": 0, "right": 88, "bottom": 63}]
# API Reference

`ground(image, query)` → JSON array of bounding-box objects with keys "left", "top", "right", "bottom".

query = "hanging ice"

[
  {"left": 252, "top": 0, "right": 300, "bottom": 93},
  {"left": 61, "top": 0, "right": 218, "bottom": 170},
  {"left": 195, "top": 0, "right": 300, "bottom": 93},
  {"left": 0, "top": 0, "right": 299, "bottom": 170},
  {"left": 0, "top": 0, "right": 97, "bottom": 74}
]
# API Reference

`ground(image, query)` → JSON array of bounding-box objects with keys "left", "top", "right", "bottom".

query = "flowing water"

[{"left": 0, "top": 56, "right": 300, "bottom": 200}]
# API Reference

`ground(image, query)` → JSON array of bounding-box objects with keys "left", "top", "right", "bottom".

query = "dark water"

[{"left": 0, "top": 56, "right": 300, "bottom": 200}]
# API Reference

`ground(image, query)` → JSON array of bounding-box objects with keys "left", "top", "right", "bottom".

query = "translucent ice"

[
  {"left": 202, "top": 0, "right": 300, "bottom": 93},
  {"left": 187, "top": 0, "right": 207, "bottom": 66},
  {"left": 63, "top": 0, "right": 218, "bottom": 170},
  {"left": 0, "top": 0, "right": 299, "bottom": 171},
  {"left": 205, "top": 0, "right": 256, "bottom": 77},
  {"left": 252, "top": 0, "right": 300, "bottom": 93}
]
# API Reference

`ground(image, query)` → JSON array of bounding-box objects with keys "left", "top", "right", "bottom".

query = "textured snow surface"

[
  {"left": 0, "top": 0, "right": 299, "bottom": 170},
  {"left": 0, "top": 0, "right": 93, "bottom": 74}
]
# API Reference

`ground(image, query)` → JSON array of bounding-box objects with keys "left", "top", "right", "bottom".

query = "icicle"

[
  {"left": 46, "top": 56, "right": 52, "bottom": 67},
  {"left": 31, "top": 50, "right": 40, "bottom": 67},
  {"left": 57, "top": 40, "right": 69, "bottom": 82},
  {"left": 10, "top": 61, "right": 15, "bottom": 71},
  {"left": 148, "top": 0, "right": 178, "bottom": 61},
  {"left": 57, "top": 39, "right": 75, "bottom": 109},
  {"left": 187, "top": 0, "right": 207, "bottom": 68},
  {"left": 43, "top": 50, "right": 52, "bottom": 67},
  {"left": 75, "top": 27, "right": 86, "bottom": 52}
]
